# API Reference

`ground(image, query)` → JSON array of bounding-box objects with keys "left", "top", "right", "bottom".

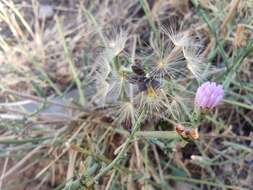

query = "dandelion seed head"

[
  {"left": 148, "top": 39, "right": 186, "bottom": 79},
  {"left": 92, "top": 78, "right": 110, "bottom": 106},
  {"left": 157, "top": 59, "right": 165, "bottom": 69},
  {"left": 171, "top": 33, "right": 191, "bottom": 48},
  {"left": 162, "top": 25, "right": 190, "bottom": 48},
  {"left": 146, "top": 85, "right": 157, "bottom": 97},
  {"left": 113, "top": 85, "right": 138, "bottom": 129},
  {"left": 105, "top": 66, "right": 131, "bottom": 102},
  {"left": 182, "top": 40, "right": 208, "bottom": 80},
  {"left": 95, "top": 56, "right": 111, "bottom": 79},
  {"left": 161, "top": 88, "right": 191, "bottom": 121},
  {"left": 115, "top": 101, "right": 137, "bottom": 123},
  {"left": 167, "top": 98, "right": 187, "bottom": 121},
  {"left": 136, "top": 87, "right": 167, "bottom": 119},
  {"left": 105, "top": 29, "right": 128, "bottom": 60}
]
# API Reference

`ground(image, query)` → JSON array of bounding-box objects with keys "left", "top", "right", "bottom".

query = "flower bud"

[{"left": 195, "top": 82, "right": 224, "bottom": 110}]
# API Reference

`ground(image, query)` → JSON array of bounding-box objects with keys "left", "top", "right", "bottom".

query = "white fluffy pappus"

[
  {"left": 113, "top": 99, "right": 138, "bottom": 127},
  {"left": 95, "top": 55, "right": 111, "bottom": 79},
  {"left": 135, "top": 86, "right": 170, "bottom": 120},
  {"left": 166, "top": 93, "right": 192, "bottom": 122},
  {"left": 105, "top": 66, "right": 132, "bottom": 103},
  {"left": 161, "top": 25, "right": 209, "bottom": 81},
  {"left": 92, "top": 75, "right": 110, "bottom": 106},
  {"left": 92, "top": 56, "right": 133, "bottom": 104},
  {"left": 183, "top": 45, "right": 209, "bottom": 81},
  {"left": 91, "top": 28, "right": 129, "bottom": 105},
  {"left": 161, "top": 25, "right": 191, "bottom": 48},
  {"left": 104, "top": 29, "right": 128, "bottom": 61},
  {"left": 148, "top": 36, "right": 186, "bottom": 79},
  {"left": 109, "top": 84, "right": 139, "bottom": 129}
]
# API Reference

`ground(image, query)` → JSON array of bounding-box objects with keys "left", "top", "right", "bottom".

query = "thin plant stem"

[
  {"left": 85, "top": 109, "right": 145, "bottom": 187},
  {"left": 56, "top": 17, "right": 85, "bottom": 106},
  {"left": 191, "top": 0, "right": 230, "bottom": 70}
]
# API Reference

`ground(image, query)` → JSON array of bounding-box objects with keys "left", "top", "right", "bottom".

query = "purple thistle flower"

[{"left": 195, "top": 82, "right": 224, "bottom": 110}]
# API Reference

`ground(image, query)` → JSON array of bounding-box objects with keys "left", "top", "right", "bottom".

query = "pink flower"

[{"left": 195, "top": 82, "right": 224, "bottom": 110}]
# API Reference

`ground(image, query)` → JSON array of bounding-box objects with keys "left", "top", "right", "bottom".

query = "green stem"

[
  {"left": 0, "top": 137, "right": 51, "bottom": 145},
  {"left": 223, "top": 39, "right": 253, "bottom": 90},
  {"left": 223, "top": 99, "right": 253, "bottom": 110},
  {"left": 191, "top": 0, "right": 229, "bottom": 70},
  {"left": 136, "top": 131, "right": 178, "bottom": 139},
  {"left": 56, "top": 17, "right": 85, "bottom": 106},
  {"left": 139, "top": 0, "right": 159, "bottom": 39}
]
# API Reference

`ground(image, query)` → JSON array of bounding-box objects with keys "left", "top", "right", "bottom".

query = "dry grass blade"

[
  {"left": 35, "top": 122, "right": 86, "bottom": 179},
  {"left": 0, "top": 145, "right": 45, "bottom": 180},
  {"left": 0, "top": 157, "right": 9, "bottom": 189}
]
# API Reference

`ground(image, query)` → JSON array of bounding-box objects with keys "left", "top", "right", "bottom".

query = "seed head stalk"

[{"left": 111, "top": 56, "right": 120, "bottom": 74}]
